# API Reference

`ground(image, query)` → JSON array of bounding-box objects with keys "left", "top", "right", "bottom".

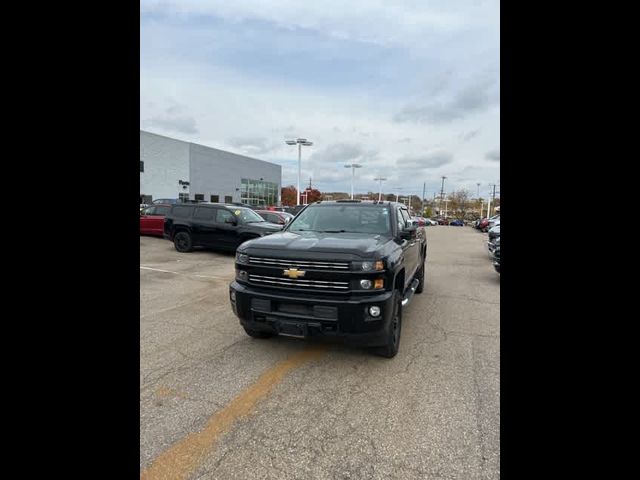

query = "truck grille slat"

[
  {"left": 249, "top": 274, "right": 349, "bottom": 290},
  {"left": 248, "top": 257, "right": 349, "bottom": 270}
]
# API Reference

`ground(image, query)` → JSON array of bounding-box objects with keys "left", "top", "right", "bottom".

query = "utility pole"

[
  {"left": 440, "top": 176, "right": 447, "bottom": 216},
  {"left": 488, "top": 183, "right": 497, "bottom": 217},
  {"left": 422, "top": 182, "right": 426, "bottom": 214}
]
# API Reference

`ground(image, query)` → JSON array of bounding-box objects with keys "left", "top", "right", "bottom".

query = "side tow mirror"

[{"left": 399, "top": 225, "right": 417, "bottom": 240}]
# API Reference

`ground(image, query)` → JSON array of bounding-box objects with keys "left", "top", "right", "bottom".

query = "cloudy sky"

[{"left": 140, "top": 0, "right": 500, "bottom": 199}]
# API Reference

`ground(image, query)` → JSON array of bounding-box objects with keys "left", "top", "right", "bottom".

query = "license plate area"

[{"left": 274, "top": 319, "right": 308, "bottom": 338}]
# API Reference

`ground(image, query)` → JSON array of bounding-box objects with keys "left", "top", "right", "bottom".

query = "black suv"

[
  {"left": 229, "top": 200, "right": 427, "bottom": 358},
  {"left": 164, "top": 203, "right": 283, "bottom": 253}
]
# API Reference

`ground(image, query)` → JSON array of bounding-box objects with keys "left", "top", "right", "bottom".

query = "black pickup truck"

[{"left": 229, "top": 200, "right": 427, "bottom": 358}]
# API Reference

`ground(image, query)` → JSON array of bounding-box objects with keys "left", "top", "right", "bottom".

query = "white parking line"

[{"left": 140, "top": 266, "right": 224, "bottom": 280}]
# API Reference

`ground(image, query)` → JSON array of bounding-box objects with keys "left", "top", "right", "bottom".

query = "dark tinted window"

[
  {"left": 172, "top": 205, "right": 193, "bottom": 218},
  {"left": 216, "top": 209, "right": 235, "bottom": 223},
  {"left": 154, "top": 206, "right": 170, "bottom": 215},
  {"left": 211, "top": 195, "right": 219, "bottom": 203},
  {"left": 194, "top": 207, "right": 215, "bottom": 220},
  {"left": 140, "top": 161, "right": 144, "bottom": 172},
  {"left": 225, "top": 196, "right": 233, "bottom": 203},
  {"left": 288, "top": 205, "right": 391, "bottom": 235},
  {"left": 195, "top": 194, "right": 204, "bottom": 201}
]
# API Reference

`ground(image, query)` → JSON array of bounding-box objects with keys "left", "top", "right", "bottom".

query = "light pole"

[
  {"left": 285, "top": 138, "right": 313, "bottom": 206},
  {"left": 440, "top": 176, "right": 447, "bottom": 216},
  {"left": 374, "top": 176, "right": 387, "bottom": 202},
  {"left": 344, "top": 163, "right": 362, "bottom": 199}
]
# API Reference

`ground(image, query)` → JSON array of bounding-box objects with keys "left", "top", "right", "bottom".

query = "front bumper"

[{"left": 229, "top": 281, "right": 395, "bottom": 347}]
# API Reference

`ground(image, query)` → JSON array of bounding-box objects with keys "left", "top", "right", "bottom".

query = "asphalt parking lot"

[{"left": 140, "top": 226, "right": 500, "bottom": 480}]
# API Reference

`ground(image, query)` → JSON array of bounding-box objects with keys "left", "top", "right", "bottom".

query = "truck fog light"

[
  {"left": 360, "top": 279, "right": 372, "bottom": 289},
  {"left": 369, "top": 306, "right": 381, "bottom": 317},
  {"left": 230, "top": 291, "right": 236, "bottom": 302},
  {"left": 237, "top": 270, "right": 248, "bottom": 281}
]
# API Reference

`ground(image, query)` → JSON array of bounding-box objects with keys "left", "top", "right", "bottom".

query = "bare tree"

[{"left": 447, "top": 189, "right": 471, "bottom": 219}]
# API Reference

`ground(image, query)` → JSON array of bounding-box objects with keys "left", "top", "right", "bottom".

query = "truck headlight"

[
  {"left": 360, "top": 279, "right": 372, "bottom": 289},
  {"left": 236, "top": 252, "right": 249, "bottom": 264},
  {"left": 354, "top": 260, "right": 384, "bottom": 271}
]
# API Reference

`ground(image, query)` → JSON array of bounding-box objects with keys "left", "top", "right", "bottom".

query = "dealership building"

[{"left": 140, "top": 130, "right": 282, "bottom": 206}]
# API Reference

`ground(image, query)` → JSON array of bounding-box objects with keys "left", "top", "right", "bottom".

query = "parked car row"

[
  {"left": 484, "top": 216, "right": 500, "bottom": 275},
  {"left": 474, "top": 214, "right": 500, "bottom": 233}
]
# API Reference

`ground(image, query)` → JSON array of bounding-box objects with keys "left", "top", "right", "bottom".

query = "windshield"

[
  {"left": 286, "top": 205, "right": 391, "bottom": 235},
  {"left": 234, "top": 207, "right": 265, "bottom": 223}
]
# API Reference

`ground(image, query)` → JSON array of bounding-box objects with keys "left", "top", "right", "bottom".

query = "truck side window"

[
  {"left": 216, "top": 209, "right": 235, "bottom": 224},
  {"left": 400, "top": 208, "right": 411, "bottom": 227},
  {"left": 396, "top": 207, "right": 406, "bottom": 232}
]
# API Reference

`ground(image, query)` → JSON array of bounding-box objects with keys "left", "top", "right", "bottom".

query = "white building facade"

[{"left": 140, "top": 130, "right": 282, "bottom": 206}]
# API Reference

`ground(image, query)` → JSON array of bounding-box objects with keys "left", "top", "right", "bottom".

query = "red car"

[
  {"left": 140, "top": 204, "right": 172, "bottom": 236},
  {"left": 255, "top": 210, "right": 295, "bottom": 225},
  {"left": 477, "top": 218, "right": 489, "bottom": 231}
]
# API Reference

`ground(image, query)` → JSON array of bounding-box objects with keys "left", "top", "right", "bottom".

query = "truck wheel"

[
  {"left": 415, "top": 261, "right": 425, "bottom": 294},
  {"left": 374, "top": 292, "right": 402, "bottom": 358},
  {"left": 243, "top": 327, "right": 273, "bottom": 339},
  {"left": 174, "top": 231, "right": 193, "bottom": 253}
]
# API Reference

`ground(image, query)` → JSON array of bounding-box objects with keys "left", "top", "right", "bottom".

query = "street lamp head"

[
  {"left": 301, "top": 141, "right": 313, "bottom": 146},
  {"left": 353, "top": 164, "right": 362, "bottom": 168},
  {"left": 296, "top": 138, "right": 307, "bottom": 143},
  {"left": 285, "top": 140, "right": 297, "bottom": 145}
]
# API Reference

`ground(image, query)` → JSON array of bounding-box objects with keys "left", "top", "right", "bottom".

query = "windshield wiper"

[{"left": 320, "top": 229, "right": 354, "bottom": 233}]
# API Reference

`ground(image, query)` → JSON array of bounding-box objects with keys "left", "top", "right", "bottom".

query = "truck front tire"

[
  {"left": 415, "top": 260, "right": 425, "bottom": 294},
  {"left": 373, "top": 291, "right": 402, "bottom": 358}
]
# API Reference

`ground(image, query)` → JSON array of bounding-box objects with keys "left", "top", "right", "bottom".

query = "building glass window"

[
  {"left": 194, "top": 194, "right": 204, "bottom": 201},
  {"left": 178, "top": 193, "right": 189, "bottom": 203},
  {"left": 211, "top": 195, "right": 219, "bottom": 203},
  {"left": 225, "top": 195, "right": 233, "bottom": 203},
  {"left": 240, "top": 178, "right": 279, "bottom": 207}
]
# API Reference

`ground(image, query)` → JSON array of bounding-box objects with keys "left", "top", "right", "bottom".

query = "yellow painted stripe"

[{"left": 140, "top": 345, "right": 327, "bottom": 480}]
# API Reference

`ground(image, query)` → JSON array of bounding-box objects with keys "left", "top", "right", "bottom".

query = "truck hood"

[{"left": 242, "top": 231, "right": 391, "bottom": 258}]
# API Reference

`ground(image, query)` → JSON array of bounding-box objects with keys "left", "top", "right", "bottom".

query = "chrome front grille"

[
  {"left": 249, "top": 274, "right": 350, "bottom": 290},
  {"left": 248, "top": 257, "right": 350, "bottom": 270}
]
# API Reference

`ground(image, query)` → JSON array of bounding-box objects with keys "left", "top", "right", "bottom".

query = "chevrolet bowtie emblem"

[{"left": 283, "top": 268, "right": 306, "bottom": 279}]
